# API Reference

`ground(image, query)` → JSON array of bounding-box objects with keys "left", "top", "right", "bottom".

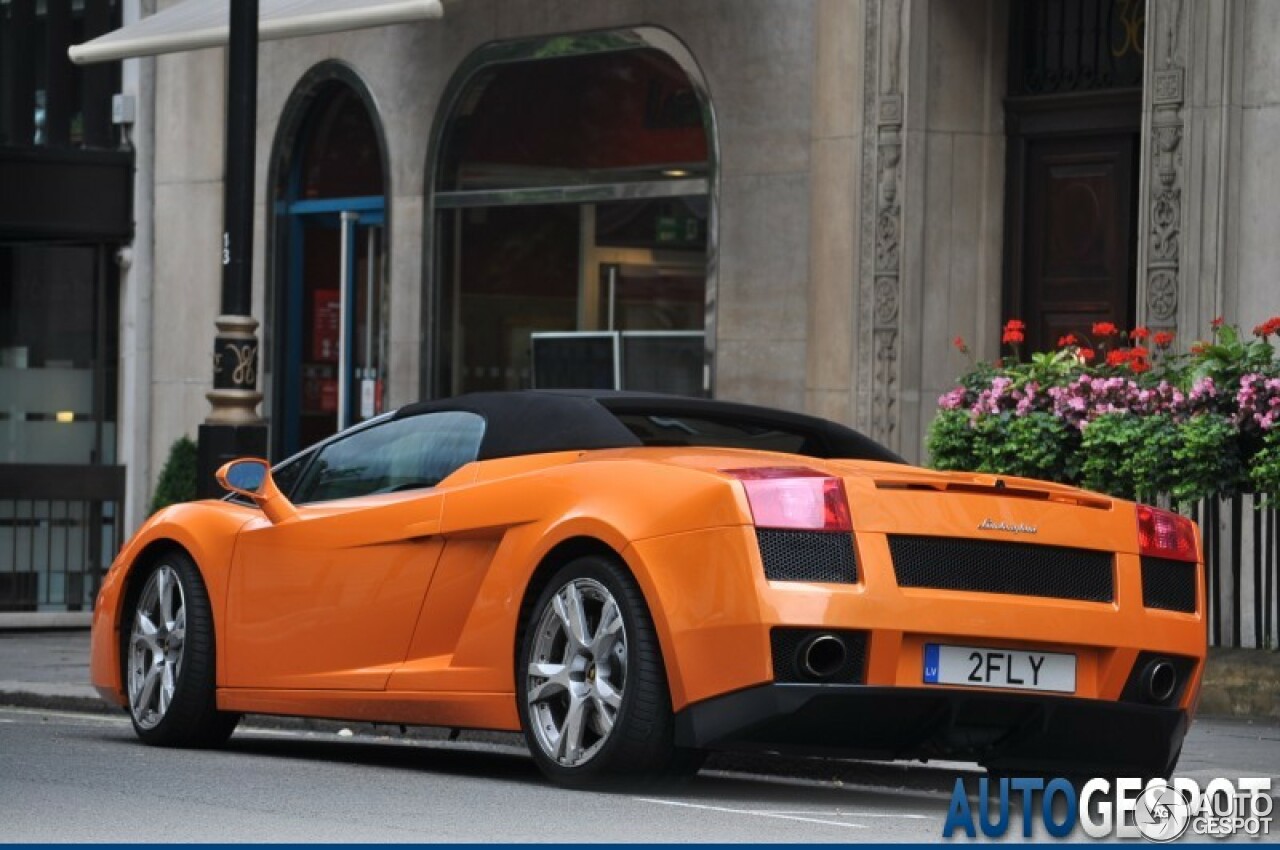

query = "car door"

[{"left": 223, "top": 411, "right": 485, "bottom": 690}]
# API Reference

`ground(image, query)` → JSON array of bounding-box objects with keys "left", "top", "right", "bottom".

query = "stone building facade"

[{"left": 73, "top": 0, "right": 1280, "bottom": 537}]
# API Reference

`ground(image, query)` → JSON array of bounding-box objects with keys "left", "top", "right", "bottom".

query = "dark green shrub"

[
  {"left": 151, "top": 436, "right": 197, "bottom": 513},
  {"left": 926, "top": 409, "right": 979, "bottom": 472},
  {"left": 1170, "top": 414, "right": 1244, "bottom": 504}
]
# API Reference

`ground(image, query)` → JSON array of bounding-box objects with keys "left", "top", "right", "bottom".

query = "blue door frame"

[{"left": 278, "top": 194, "right": 385, "bottom": 457}]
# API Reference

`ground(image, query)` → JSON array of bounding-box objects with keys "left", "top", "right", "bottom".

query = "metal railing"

[
  {"left": 1190, "top": 495, "right": 1279, "bottom": 650},
  {"left": 0, "top": 464, "right": 124, "bottom": 612}
]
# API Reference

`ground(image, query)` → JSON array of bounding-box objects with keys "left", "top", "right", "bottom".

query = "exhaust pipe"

[
  {"left": 800, "top": 634, "right": 848, "bottom": 680},
  {"left": 1141, "top": 659, "right": 1178, "bottom": 704}
]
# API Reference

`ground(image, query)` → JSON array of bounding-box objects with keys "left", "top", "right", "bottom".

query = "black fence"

[
  {"left": 0, "top": 463, "right": 123, "bottom": 612},
  {"left": 1189, "top": 496, "right": 1279, "bottom": 649}
]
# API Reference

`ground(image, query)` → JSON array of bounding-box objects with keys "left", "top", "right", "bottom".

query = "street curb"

[
  {"left": 1200, "top": 648, "right": 1280, "bottom": 720},
  {"left": 0, "top": 613, "right": 93, "bottom": 630},
  {"left": 0, "top": 691, "right": 116, "bottom": 715}
]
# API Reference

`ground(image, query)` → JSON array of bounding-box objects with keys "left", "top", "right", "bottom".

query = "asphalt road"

[
  {"left": 0, "top": 707, "right": 947, "bottom": 843},
  {"left": 3, "top": 706, "right": 1277, "bottom": 843}
]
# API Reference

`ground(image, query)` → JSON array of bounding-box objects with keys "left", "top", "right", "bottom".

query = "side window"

[
  {"left": 271, "top": 452, "right": 311, "bottom": 499},
  {"left": 293, "top": 411, "right": 486, "bottom": 504}
]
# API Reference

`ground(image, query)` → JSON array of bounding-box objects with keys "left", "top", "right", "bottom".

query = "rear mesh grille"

[
  {"left": 888, "top": 535, "right": 1114, "bottom": 602},
  {"left": 756, "top": 530, "right": 857, "bottom": 583},
  {"left": 1141, "top": 556, "right": 1197, "bottom": 613},
  {"left": 771, "top": 628, "right": 867, "bottom": 683}
]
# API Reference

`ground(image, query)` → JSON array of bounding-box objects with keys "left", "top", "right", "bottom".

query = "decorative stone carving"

[
  {"left": 856, "top": 0, "right": 905, "bottom": 447},
  {"left": 872, "top": 329, "right": 898, "bottom": 440},
  {"left": 1143, "top": 13, "right": 1185, "bottom": 332},
  {"left": 1152, "top": 68, "right": 1183, "bottom": 105},
  {"left": 1148, "top": 270, "right": 1178, "bottom": 321},
  {"left": 874, "top": 276, "right": 898, "bottom": 325}
]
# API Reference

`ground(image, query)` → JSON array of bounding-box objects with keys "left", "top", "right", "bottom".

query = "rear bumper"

[{"left": 675, "top": 684, "right": 1187, "bottom": 776}]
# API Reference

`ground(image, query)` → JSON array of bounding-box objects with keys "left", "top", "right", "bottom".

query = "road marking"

[
  {"left": 758, "top": 809, "right": 931, "bottom": 819},
  {"left": 635, "top": 797, "right": 867, "bottom": 829}
]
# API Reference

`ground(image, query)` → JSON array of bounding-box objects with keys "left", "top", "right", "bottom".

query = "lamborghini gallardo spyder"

[{"left": 90, "top": 391, "right": 1205, "bottom": 786}]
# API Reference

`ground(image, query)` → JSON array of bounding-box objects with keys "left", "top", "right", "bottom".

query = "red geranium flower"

[
  {"left": 1002, "top": 319, "right": 1024, "bottom": 345},
  {"left": 1190, "top": 342, "right": 1209, "bottom": 355},
  {"left": 1092, "top": 321, "right": 1119, "bottom": 336},
  {"left": 1253, "top": 317, "right": 1280, "bottom": 338},
  {"left": 1130, "top": 326, "right": 1150, "bottom": 341},
  {"left": 1211, "top": 316, "right": 1224, "bottom": 330},
  {"left": 1079, "top": 348, "right": 1095, "bottom": 363},
  {"left": 1057, "top": 333, "right": 1078, "bottom": 348},
  {"left": 1106, "top": 349, "right": 1129, "bottom": 367},
  {"left": 953, "top": 335, "right": 967, "bottom": 353},
  {"left": 1130, "top": 357, "right": 1151, "bottom": 374},
  {"left": 1154, "top": 331, "right": 1175, "bottom": 348}
]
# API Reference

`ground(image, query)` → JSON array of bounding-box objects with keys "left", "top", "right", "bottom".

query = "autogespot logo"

[{"left": 942, "top": 776, "right": 1274, "bottom": 841}]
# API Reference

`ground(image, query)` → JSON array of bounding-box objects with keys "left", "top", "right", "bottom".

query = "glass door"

[{"left": 280, "top": 197, "right": 386, "bottom": 456}]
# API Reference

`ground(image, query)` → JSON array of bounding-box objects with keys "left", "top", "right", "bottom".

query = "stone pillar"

[
  {"left": 854, "top": 0, "right": 907, "bottom": 452},
  {"left": 1136, "top": 0, "right": 1190, "bottom": 336},
  {"left": 805, "top": 0, "right": 865, "bottom": 425},
  {"left": 845, "top": 0, "right": 1007, "bottom": 462}
]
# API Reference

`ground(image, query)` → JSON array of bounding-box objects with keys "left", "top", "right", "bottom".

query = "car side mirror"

[
  {"left": 219, "top": 459, "right": 267, "bottom": 495},
  {"left": 216, "top": 458, "right": 298, "bottom": 525}
]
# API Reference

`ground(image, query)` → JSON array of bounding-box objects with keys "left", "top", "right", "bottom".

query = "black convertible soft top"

[{"left": 394, "top": 390, "right": 904, "bottom": 465}]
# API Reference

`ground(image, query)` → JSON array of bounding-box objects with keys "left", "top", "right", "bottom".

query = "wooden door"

[
  {"left": 1005, "top": 95, "right": 1141, "bottom": 353},
  {"left": 1024, "top": 133, "right": 1137, "bottom": 350}
]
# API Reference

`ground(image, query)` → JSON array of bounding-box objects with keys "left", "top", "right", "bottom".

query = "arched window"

[
  {"left": 428, "top": 30, "right": 717, "bottom": 398},
  {"left": 269, "top": 68, "right": 388, "bottom": 457}
]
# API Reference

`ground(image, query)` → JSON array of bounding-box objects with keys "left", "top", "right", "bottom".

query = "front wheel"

[
  {"left": 124, "top": 551, "right": 239, "bottom": 747},
  {"left": 517, "top": 556, "right": 702, "bottom": 787}
]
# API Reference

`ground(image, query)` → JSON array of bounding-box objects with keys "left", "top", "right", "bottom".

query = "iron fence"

[
  {"left": 1190, "top": 495, "right": 1278, "bottom": 649},
  {"left": 0, "top": 464, "right": 123, "bottom": 612}
]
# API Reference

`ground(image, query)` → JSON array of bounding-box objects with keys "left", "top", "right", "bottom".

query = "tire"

[
  {"left": 123, "top": 550, "right": 240, "bottom": 747},
  {"left": 517, "top": 555, "right": 703, "bottom": 787}
]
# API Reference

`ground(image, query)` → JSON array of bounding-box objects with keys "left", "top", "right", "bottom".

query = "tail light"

[
  {"left": 1137, "top": 504, "right": 1198, "bottom": 562},
  {"left": 725, "top": 467, "right": 852, "bottom": 531}
]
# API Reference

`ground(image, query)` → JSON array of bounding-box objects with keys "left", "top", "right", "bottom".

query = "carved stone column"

[
  {"left": 1138, "top": 0, "right": 1188, "bottom": 333},
  {"left": 856, "top": 0, "right": 906, "bottom": 450}
]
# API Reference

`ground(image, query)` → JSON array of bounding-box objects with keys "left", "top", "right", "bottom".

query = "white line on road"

[
  {"left": 757, "top": 809, "right": 932, "bottom": 819},
  {"left": 635, "top": 797, "right": 868, "bottom": 829}
]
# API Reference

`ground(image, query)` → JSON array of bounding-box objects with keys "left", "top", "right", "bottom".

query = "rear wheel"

[
  {"left": 517, "top": 555, "right": 703, "bottom": 787},
  {"left": 125, "top": 551, "right": 239, "bottom": 747}
]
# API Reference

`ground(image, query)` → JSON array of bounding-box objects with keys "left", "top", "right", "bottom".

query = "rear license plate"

[{"left": 923, "top": 643, "right": 1076, "bottom": 693}]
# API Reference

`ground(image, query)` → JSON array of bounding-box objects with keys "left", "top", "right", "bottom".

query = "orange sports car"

[{"left": 90, "top": 391, "right": 1205, "bottom": 786}]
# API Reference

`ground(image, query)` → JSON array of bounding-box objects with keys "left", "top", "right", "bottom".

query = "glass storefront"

[
  {"left": 0, "top": 244, "right": 116, "bottom": 466},
  {"left": 0, "top": 242, "right": 120, "bottom": 611},
  {"left": 271, "top": 76, "right": 388, "bottom": 458},
  {"left": 431, "top": 35, "right": 715, "bottom": 397}
]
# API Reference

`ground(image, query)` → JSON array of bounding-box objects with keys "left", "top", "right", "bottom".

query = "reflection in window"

[
  {"left": 434, "top": 40, "right": 713, "bottom": 397},
  {"left": 295, "top": 411, "right": 485, "bottom": 503},
  {"left": 0, "top": 0, "right": 122, "bottom": 149},
  {"left": 0, "top": 244, "right": 117, "bottom": 465}
]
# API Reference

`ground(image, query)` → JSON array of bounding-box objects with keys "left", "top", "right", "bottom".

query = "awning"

[{"left": 69, "top": 0, "right": 444, "bottom": 65}]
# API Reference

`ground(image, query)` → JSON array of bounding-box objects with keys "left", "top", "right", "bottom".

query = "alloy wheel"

[
  {"left": 526, "top": 577, "right": 627, "bottom": 767},
  {"left": 128, "top": 565, "right": 186, "bottom": 730}
]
